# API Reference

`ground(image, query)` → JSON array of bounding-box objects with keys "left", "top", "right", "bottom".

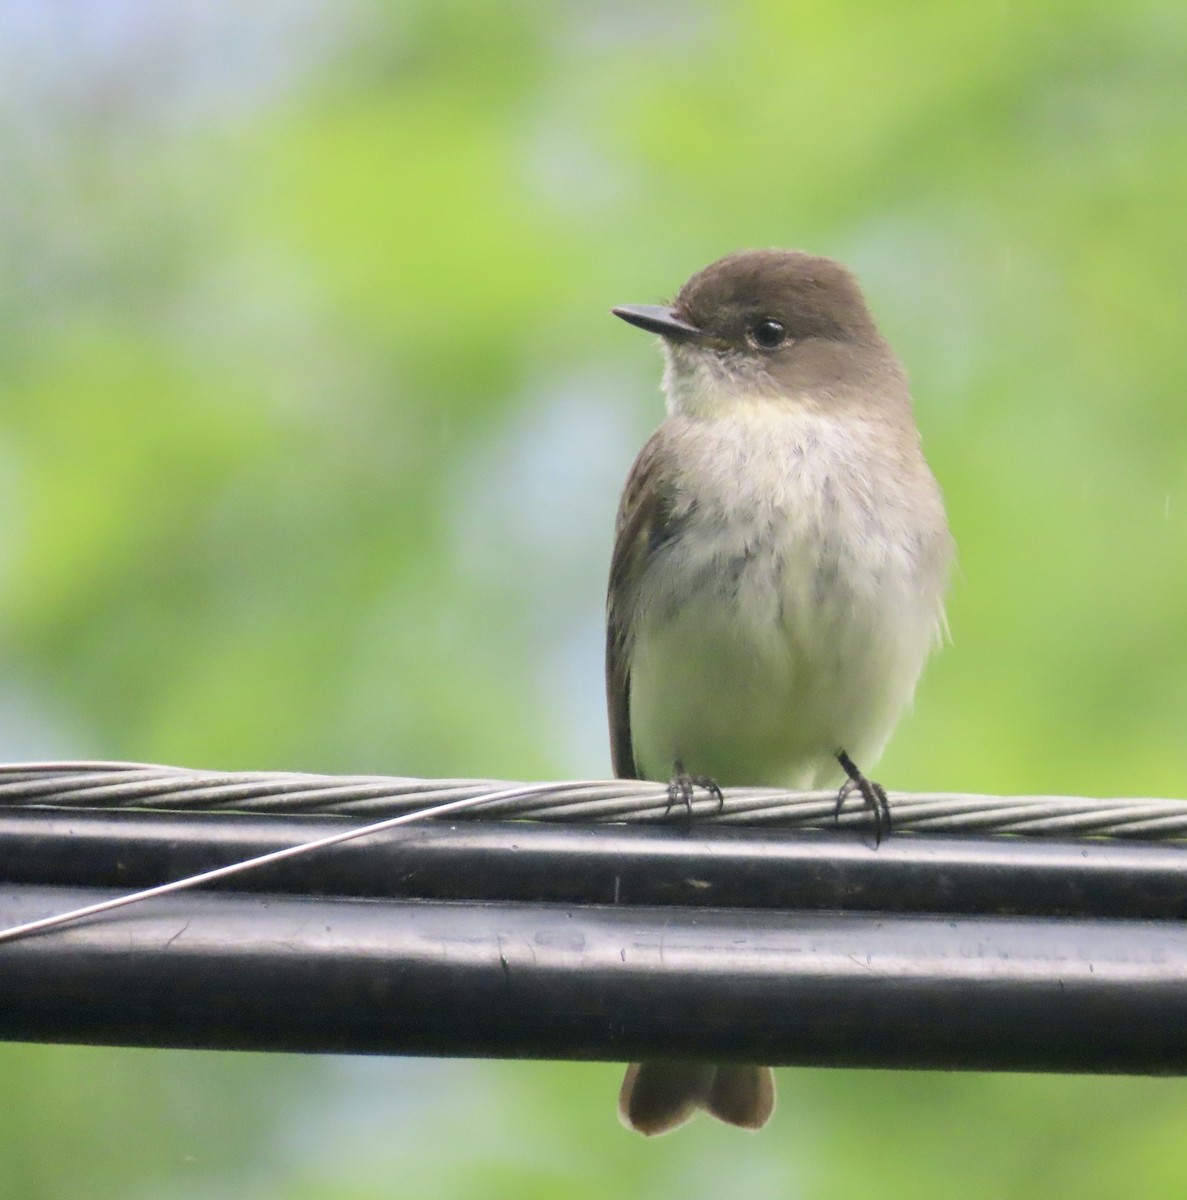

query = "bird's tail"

[{"left": 617, "top": 1062, "right": 776, "bottom": 1136}]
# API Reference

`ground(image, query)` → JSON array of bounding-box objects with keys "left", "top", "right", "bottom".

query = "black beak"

[{"left": 611, "top": 304, "right": 703, "bottom": 342}]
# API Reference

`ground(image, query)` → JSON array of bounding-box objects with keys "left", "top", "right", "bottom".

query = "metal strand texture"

[{"left": 0, "top": 761, "right": 1185, "bottom": 838}]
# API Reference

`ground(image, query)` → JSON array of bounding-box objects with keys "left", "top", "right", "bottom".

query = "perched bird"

[{"left": 606, "top": 249, "right": 952, "bottom": 1135}]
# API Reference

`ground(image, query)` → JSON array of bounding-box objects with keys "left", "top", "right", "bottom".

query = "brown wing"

[{"left": 605, "top": 430, "right": 678, "bottom": 779}]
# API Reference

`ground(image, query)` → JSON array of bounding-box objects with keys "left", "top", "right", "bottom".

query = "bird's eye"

[{"left": 748, "top": 318, "right": 786, "bottom": 349}]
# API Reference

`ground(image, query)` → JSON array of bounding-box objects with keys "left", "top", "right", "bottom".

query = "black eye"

[{"left": 749, "top": 318, "right": 786, "bottom": 349}]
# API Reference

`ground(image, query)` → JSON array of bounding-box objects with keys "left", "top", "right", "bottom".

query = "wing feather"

[{"left": 605, "top": 431, "right": 679, "bottom": 779}]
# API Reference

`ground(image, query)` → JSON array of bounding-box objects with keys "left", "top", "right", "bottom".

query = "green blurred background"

[{"left": 1, "top": 0, "right": 1185, "bottom": 1196}]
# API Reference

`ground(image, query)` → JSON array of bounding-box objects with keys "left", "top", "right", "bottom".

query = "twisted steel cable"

[{"left": 1, "top": 761, "right": 1185, "bottom": 839}]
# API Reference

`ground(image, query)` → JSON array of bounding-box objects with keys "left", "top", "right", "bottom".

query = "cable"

[
  {"left": 1, "top": 761, "right": 1186, "bottom": 1071},
  {"left": 2, "top": 882, "right": 1186, "bottom": 1073},
  {"left": 0, "top": 761, "right": 1185, "bottom": 839}
]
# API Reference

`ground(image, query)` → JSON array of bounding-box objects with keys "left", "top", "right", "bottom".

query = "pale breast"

[{"left": 627, "top": 404, "right": 949, "bottom": 787}]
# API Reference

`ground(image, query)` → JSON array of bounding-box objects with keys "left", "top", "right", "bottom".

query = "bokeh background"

[{"left": 1, "top": 0, "right": 1185, "bottom": 1196}]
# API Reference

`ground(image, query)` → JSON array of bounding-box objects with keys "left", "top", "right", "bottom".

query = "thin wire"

[{"left": 0, "top": 780, "right": 562, "bottom": 947}]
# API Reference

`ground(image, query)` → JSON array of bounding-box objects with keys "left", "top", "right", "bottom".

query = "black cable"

[
  {"left": 1, "top": 882, "right": 1185, "bottom": 1072},
  {"left": 2, "top": 808, "right": 1187, "bottom": 919}
]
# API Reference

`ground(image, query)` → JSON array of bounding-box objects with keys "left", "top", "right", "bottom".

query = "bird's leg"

[
  {"left": 665, "top": 759, "right": 725, "bottom": 818},
  {"left": 834, "top": 750, "right": 891, "bottom": 845}
]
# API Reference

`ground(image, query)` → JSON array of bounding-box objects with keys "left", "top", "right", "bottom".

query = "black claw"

[
  {"left": 664, "top": 760, "right": 724, "bottom": 819},
  {"left": 834, "top": 750, "right": 891, "bottom": 846}
]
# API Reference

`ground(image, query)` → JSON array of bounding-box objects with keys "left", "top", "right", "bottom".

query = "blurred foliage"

[{"left": 0, "top": 0, "right": 1185, "bottom": 1196}]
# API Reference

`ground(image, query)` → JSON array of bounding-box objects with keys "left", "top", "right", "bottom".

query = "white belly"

[{"left": 626, "top": 408, "right": 948, "bottom": 787}]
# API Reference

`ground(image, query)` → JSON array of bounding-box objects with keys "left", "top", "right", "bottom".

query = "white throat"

[{"left": 661, "top": 343, "right": 788, "bottom": 419}]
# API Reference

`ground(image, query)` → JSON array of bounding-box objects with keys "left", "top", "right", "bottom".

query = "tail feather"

[
  {"left": 618, "top": 1063, "right": 775, "bottom": 1135},
  {"left": 706, "top": 1064, "right": 776, "bottom": 1130}
]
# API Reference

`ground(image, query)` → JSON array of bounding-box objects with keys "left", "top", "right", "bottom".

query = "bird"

[{"left": 606, "top": 248, "right": 953, "bottom": 1135}]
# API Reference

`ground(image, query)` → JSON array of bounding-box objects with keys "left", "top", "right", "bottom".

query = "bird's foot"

[
  {"left": 665, "top": 760, "right": 724, "bottom": 819},
  {"left": 834, "top": 750, "right": 891, "bottom": 846}
]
